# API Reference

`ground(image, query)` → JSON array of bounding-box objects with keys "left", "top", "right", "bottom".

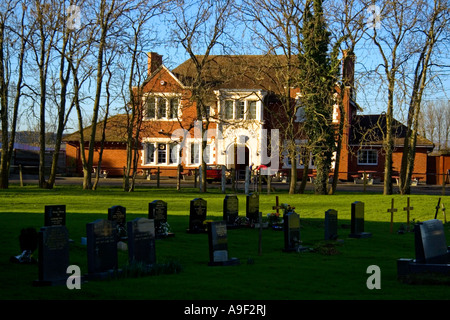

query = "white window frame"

[
  {"left": 143, "top": 94, "right": 181, "bottom": 120},
  {"left": 357, "top": 149, "right": 378, "bottom": 165},
  {"left": 142, "top": 140, "right": 181, "bottom": 166},
  {"left": 144, "top": 143, "right": 156, "bottom": 165},
  {"left": 247, "top": 100, "right": 257, "bottom": 120},
  {"left": 190, "top": 142, "right": 200, "bottom": 165}
]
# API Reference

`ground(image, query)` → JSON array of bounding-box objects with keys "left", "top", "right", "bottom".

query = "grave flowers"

[{"left": 267, "top": 212, "right": 283, "bottom": 230}]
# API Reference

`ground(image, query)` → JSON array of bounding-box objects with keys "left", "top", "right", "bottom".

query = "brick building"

[{"left": 64, "top": 52, "right": 435, "bottom": 183}]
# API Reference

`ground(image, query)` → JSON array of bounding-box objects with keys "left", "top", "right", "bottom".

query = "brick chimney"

[
  {"left": 342, "top": 49, "right": 355, "bottom": 96},
  {"left": 147, "top": 52, "right": 163, "bottom": 77}
]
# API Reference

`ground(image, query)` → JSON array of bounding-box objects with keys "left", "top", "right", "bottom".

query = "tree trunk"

[
  {"left": 383, "top": 81, "right": 395, "bottom": 195},
  {"left": 289, "top": 150, "right": 297, "bottom": 195}
]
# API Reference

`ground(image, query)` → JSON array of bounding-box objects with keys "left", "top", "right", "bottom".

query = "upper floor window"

[
  {"left": 224, "top": 100, "right": 234, "bottom": 120},
  {"left": 236, "top": 100, "right": 245, "bottom": 120},
  {"left": 222, "top": 99, "right": 258, "bottom": 121},
  {"left": 169, "top": 98, "right": 179, "bottom": 119},
  {"left": 145, "top": 99, "right": 156, "bottom": 119},
  {"left": 247, "top": 101, "right": 257, "bottom": 120},
  {"left": 157, "top": 99, "right": 166, "bottom": 119},
  {"left": 144, "top": 96, "right": 180, "bottom": 120}
]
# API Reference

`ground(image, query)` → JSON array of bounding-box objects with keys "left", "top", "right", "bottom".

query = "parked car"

[{"left": 205, "top": 165, "right": 230, "bottom": 183}]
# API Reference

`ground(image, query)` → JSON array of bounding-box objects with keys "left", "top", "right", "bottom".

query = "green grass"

[{"left": 0, "top": 185, "right": 449, "bottom": 300}]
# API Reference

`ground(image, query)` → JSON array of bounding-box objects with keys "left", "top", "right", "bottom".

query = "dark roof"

[
  {"left": 350, "top": 114, "right": 434, "bottom": 148},
  {"left": 63, "top": 114, "right": 129, "bottom": 143},
  {"left": 171, "top": 55, "right": 295, "bottom": 93}
]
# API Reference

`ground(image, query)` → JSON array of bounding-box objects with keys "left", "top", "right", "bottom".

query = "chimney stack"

[
  {"left": 342, "top": 49, "right": 355, "bottom": 97},
  {"left": 148, "top": 52, "right": 163, "bottom": 77}
]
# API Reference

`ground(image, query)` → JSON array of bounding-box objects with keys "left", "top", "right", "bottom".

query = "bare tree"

[
  {"left": 121, "top": 0, "right": 165, "bottom": 192},
  {"left": 365, "top": 0, "right": 420, "bottom": 195},
  {"left": 78, "top": 0, "right": 128, "bottom": 190},
  {"left": 0, "top": 0, "right": 29, "bottom": 188},
  {"left": 240, "top": 0, "right": 305, "bottom": 194},
  {"left": 168, "top": 0, "right": 235, "bottom": 193},
  {"left": 326, "top": 0, "right": 368, "bottom": 194},
  {"left": 399, "top": 0, "right": 449, "bottom": 194},
  {"left": 28, "top": 0, "right": 61, "bottom": 188},
  {"left": 419, "top": 100, "right": 450, "bottom": 150}
]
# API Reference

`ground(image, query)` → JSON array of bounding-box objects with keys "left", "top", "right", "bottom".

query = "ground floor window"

[
  {"left": 144, "top": 142, "right": 180, "bottom": 165},
  {"left": 357, "top": 149, "right": 378, "bottom": 165}
]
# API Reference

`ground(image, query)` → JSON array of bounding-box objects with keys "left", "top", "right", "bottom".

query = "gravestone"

[
  {"left": 223, "top": 195, "right": 239, "bottom": 228},
  {"left": 207, "top": 220, "right": 239, "bottom": 266},
  {"left": 33, "top": 225, "right": 70, "bottom": 286},
  {"left": 283, "top": 210, "right": 303, "bottom": 252},
  {"left": 324, "top": 209, "right": 339, "bottom": 241},
  {"left": 414, "top": 219, "right": 449, "bottom": 264},
  {"left": 349, "top": 201, "right": 372, "bottom": 238},
  {"left": 127, "top": 218, "right": 156, "bottom": 266},
  {"left": 397, "top": 219, "right": 450, "bottom": 278},
  {"left": 108, "top": 205, "right": 127, "bottom": 240},
  {"left": 86, "top": 219, "right": 118, "bottom": 279},
  {"left": 187, "top": 198, "right": 207, "bottom": 233},
  {"left": 44, "top": 205, "right": 66, "bottom": 226},
  {"left": 246, "top": 193, "right": 259, "bottom": 224},
  {"left": 149, "top": 200, "right": 174, "bottom": 238}
]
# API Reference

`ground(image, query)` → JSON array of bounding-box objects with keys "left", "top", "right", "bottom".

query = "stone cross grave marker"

[
  {"left": 44, "top": 205, "right": 66, "bottom": 226},
  {"left": 223, "top": 195, "right": 239, "bottom": 228},
  {"left": 403, "top": 197, "right": 414, "bottom": 232},
  {"left": 127, "top": 218, "right": 156, "bottom": 266},
  {"left": 434, "top": 197, "right": 441, "bottom": 219},
  {"left": 149, "top": 200, "right": 173, "bottom": 238},
  {"left": 187, "top": 198, "right": 207, "bottom": 233},
  {"left": 207, "top": 220, "right": 239, "bottom": 266},
  {"left": 349, "top": 201, "right": 372, "bottom": 238},
  {"left": 33, "top": 225, "right": 70, "bottom": 286},
  {"left": 387, "top": 198, "right": 398, "bottom": 234},
  {"left": 108, "top": 205, "right": 127, "bottom": 240},
  {"left": 246, "top": 193, "right": 259, "bottom": 224},
  {"left": 86, "top": 219, "right": 118, "bottom": 279},
  {"left": 324, "top": 209, "right": 338, "bottom": 241}
]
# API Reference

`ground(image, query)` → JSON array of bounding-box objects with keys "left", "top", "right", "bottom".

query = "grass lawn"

[{"left": 0, "top": 184, "right": 449, "bottom": 302}]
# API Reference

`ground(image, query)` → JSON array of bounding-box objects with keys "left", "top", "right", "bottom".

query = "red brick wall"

[{"left": 427, "top": 154, "right": 450, "bottom": 185}]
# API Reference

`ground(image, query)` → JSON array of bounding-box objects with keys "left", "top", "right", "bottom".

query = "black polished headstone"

[
  {"left": 108, "top": 205, "right": 127, "bottom": 239},
  {"left": 246, "top": 193, "right": 259, "bottom": 224},
  {"left": 149, "top": 200, "right": 174, "bottom": 238},
  {"left": 127, "top": 218, "right": 156, "bottom": 266},
  {"left": 187, "top": 198, "right": 207, "bottom": 233},
  {"left": 415, "top": 219, "right": 449, "bottom": 264},
  {"left": 223, "top": 195, "right": 239, "bottom": 227},
  {"left": 33, "top": 225, "right": 70, "bottom": 286},
  {"left": 283, "top": 211, "right": 301, "bottom": 252},
  {"left": 44, "top": 205, "right": 66, "bottom": 226},
  {"left": 349, "top": 201, "right": 371, "bottom": 238},
  {"left": 325, "top": 209, "right": 338, "bottom": 241},
  {"left": 207, "top": 220, "right": 239, "bottom": 266},
  {"left": 86, "top": 219, "right": 118, "bottom": 278},
  {"left": 397, "top": 219, "right": 450, "bottom": 279}
]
